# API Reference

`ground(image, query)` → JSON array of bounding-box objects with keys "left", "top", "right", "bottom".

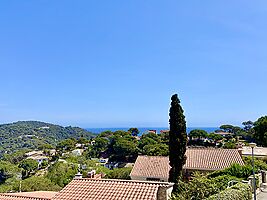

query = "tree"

[
  {"left": 21, "top": 176, "right": 61, "bottom": 192},
  {"left": 189, "top": 129, "right": 208, "bottom": 140},
  {"left": 46, "top": 162, "right": 78, "bottom": 187},
  {"left": 253, "top": 116, "right": 267, "bottom": 146},
  {"left": 0, "top": 161, "right": 21, "bottom": 183},
  {"left": 168, "top": 94, "right": 187, "bottom": 191},
  {"left": 219, "top": 124, "right": 242, "bottom": 135},
  {"left": 143, "top": 144, "right": 169, "bottom": 156},
  {"left": 128, "top": 128, "right": 139, "bottom": 136},
  {"left": 18, "top": 159, "right": 38, "bottom": 179},
  {"left": 242, "top": 121, "right": 254, "bottom": 132},
  {"left": 105, "top": 167, "right": 132, "bottom": 180},
  {"left": 112, "top": 137, "right": 138, "bottom": 161},
  {"left": 56, "top": 138, "right": 76, "bottom": 152}
]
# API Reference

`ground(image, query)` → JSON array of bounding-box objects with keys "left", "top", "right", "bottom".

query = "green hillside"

[{"left": 0, "top": 121, "right": 95, "bottom": 157}]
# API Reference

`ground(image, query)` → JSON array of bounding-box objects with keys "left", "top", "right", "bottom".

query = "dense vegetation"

[
  {"left": 84, "top": 130, "right": 170, "bottom": 163},
  {"left": 0, "top": 121, "right": 95, "bottom": 157}
]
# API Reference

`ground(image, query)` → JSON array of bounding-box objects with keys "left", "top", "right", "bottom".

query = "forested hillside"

[{"left": 0, "top": 121, "right": 95, "bottom": 157}]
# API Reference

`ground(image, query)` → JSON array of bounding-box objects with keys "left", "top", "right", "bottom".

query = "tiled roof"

[
  {"left": 52, "top": 178, "right": 173, "bottom": 200},
  {"left": 130, "top": 156, "right": 169, "bottom": 179},
  {"left": 185, "top": 148, "right": 244, "bottom": 170},
  {"left": 131, "top": 148, "right": 244, "bottom": 179},
  {"left": 0, "top": 191, "right": 57, "bottom": 200}
]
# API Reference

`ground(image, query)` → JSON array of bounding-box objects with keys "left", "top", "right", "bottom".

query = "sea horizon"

[{"left": 86, "top": 127, "right": 218, "bottom": 134}]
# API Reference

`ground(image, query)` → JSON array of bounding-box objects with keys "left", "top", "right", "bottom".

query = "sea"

[{"left": 86, "top": 127, "right": 218, "bottom": 135}]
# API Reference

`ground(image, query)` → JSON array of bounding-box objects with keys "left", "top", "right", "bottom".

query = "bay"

[{"left": 86, "top": 127, "right": 218, "bottom": 135}]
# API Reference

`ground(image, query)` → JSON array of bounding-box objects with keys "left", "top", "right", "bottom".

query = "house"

[
  {"left": 27, "top": 155, "right": 49, "bottom": 167},
  {"left": 0, "top": 178, "right": 173, "bottom": 200},
  {"left": 52, "top": 178, "right": 174, "bottom": 200},
  {"left": 239, "top": 146, "right": 267, "bottom": 158},
  {"left": 0, "top": 191, "right": 57, "bottom": 200},
  {"left": 71, "top": 149, "right": 84, "bottom": 156},
  {"left": 25, "top": 150, "right": 43, "bottom": 157},
  {"left": 131, "top": 148, "right": 244, "bottom": 181}
]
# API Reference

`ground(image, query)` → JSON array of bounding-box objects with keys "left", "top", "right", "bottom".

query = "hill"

[{"left": 0, "top": 121, "right": 95, "bottom": 157}]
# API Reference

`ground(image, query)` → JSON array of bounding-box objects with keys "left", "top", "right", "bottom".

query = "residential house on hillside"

[
  {"left": 0, "top": 178, "right": 173, "bottom": 200},
  {"left": 52, "top": 178, "right": 174, "bottom": 200},
  {"left": 27, "top": 155, "right": 49, "bottom": 167},
  {"left": 25, "top": 150, "right": 43, "bottom": 157},
  {"left": 130, "top": 148, "right": 244, "bottom": 181}
]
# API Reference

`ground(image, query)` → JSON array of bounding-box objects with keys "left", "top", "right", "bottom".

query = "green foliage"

[
  {"left": 243, "top": 156, "right": 267, "bottom": 171},
  {"left": 111, "top": 136, "right": 138, "bottom": 161},
  {"left": 206, "top": 183, "right": 252, "bottom": 200},
  {"left": 0, "top": 121, "right": 95, "bottom": 157},
  {"left": 172, "top": 173, "right": 240, "bottom": 200},
  {"left": 128, "top": 128, "right": 139, "bottom": 136},
  {"left": 21, "top": 176, "right": 61, "bottom": 192},
  {"left": 46, "top": 162, "right": 78, "bottom": 187},
  {"left": 40, "top": 160, "right": 49, "bottom": 169},
  {"left": 2, "top": 149, "right": 28, "bottom": 164},
  {"left": 223, "top": 141, "right": 236, "bottom": 149},
  {"left": 208, "top": 163, "right": 253, "bottom": 179},
  {"left": 105, "top": 167, "right": 132, "bottom": 180},
  {"left": 253, "top": 116, "right": 267, "bottom": 146},
  {"left": 242, "top": 121, "right": 254, "bottom": 132},
  {"left": 143, "top": 144, "right": 169, "bottom": 156},
  {"left": 219, "top": 125, "right": 242, "bottom": 135},
  {"left": 207, "top": 133, "right": 223, "bottom": 141},
  {"left": 18, "top": 159, "right": 39, "bottom": 179},
  {"left": 56, "top": 138, "right": 76, "bottom": 152},
  {"left": 189, "top": 129, "right": 208, "bottom": 139},
  {"left": 0, "top": 161, "right": 21, "bottom": 183},
  {"left": 168, "top": 94, "right": 187, "bottom": 188}
]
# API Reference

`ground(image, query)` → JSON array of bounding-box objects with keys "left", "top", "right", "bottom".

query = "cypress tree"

[{"left": 168, "top": 94, "right": 187, "bottom": 190}]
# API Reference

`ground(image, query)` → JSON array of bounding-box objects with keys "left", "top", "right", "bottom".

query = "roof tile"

[{"left": 131, "top": 148, "right": 244, "bottom": 179}]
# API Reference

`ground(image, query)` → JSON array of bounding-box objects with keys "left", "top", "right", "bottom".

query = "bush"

[
  {"left": 171, "top": 173, "right": 240, "bottom": 200},
  {"left": 206, "top": 183, "right": 252, "bottom": 200},
  {"left": 105, "top": 167, "right": 132, "bottom": 180},
  {"left": 208, "top": 163, "right": 252, "bottom": 179}
]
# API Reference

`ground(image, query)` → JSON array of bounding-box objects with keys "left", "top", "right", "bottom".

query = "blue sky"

[{"left": 0, "top": 1, "right": 266, "bottom": 128}]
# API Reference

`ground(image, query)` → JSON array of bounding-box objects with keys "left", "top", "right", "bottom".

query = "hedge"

[{"left": 206, "top": 183, "right": 252, "bottom": 200}]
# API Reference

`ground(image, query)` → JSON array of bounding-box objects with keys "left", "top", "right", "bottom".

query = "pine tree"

[{"left": 168, "top": 94, "right": 187, "bottom": 190}]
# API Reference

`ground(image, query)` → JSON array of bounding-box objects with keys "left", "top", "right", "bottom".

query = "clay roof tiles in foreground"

[
  {"left": 131, "top": 148, "right": 244, "bottom": 179},
  {"left": 0, "top": 191, "right": 57, "bottom": 200},
  {"left": 52, "top": 178, "right": 173, "bottom": 200}
]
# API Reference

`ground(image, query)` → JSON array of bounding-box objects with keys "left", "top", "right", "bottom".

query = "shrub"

[
  {"left": 206, "top": 183, "right": 252, "bottom": 200},
  {"left": 208, "top": 163, "right": 253, "bottom": 179},
  {"left": 171, "top": 173, "right": 240, "bottom": 200}
]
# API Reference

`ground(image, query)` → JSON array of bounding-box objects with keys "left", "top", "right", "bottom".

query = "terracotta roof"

[
  {"left": 131, "top": 148, "right": 244, "bottom": 179},
  {"left": 0, "top": 191, "right": 57, "bottom": 200},
  {"left": 130, "top": 156, "right": 169, "bottom": 179},
  {"left": 52, "top": 178, "right": 173, "bottom": 200}
]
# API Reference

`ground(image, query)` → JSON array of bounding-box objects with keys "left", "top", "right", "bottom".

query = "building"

[
  {"left": 71, "top": 149, "right": 84, "bottom": 156},
  {"left": 25, "top": 150, "right": 43, "bottom": 157},
  {"left": 0, "top": 179, "right": 173, "bottom": 200},
  {"left": 52, "top": 178, "right": 174, "bottom": 200},
  {"left": 0, "top": 191, "right": 57, "bottom": 200},
  {"left": 27, "top": 155, "right": 49, "bottom": 167},
  {"left": 131, "top": 148, "right": 244, "bottom": 181},
  {"left": 239, "top": 146, "right": 267, "bottom": 158}
]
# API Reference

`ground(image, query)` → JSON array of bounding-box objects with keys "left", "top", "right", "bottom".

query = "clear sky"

[{"left": 0, "top": 1, "right": 266, "bottom": 128}]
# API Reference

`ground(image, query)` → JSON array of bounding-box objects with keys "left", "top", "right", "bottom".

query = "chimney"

[
  {"left": 74, "top": 172, "right": 83, "bottom": 179},
  {"left": 238, "top": 148, "right": 243, "bottom": 157}
]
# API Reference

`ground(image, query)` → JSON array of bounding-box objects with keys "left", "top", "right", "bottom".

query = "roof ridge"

[{"left": 73, "top": 178, "right": 174, "bottom": 186}]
